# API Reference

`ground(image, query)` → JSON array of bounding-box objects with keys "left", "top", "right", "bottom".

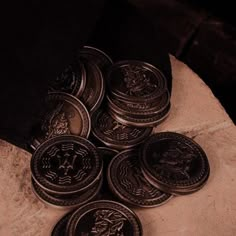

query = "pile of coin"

[
  {"left": 106, "top": 60, "right": 171, "bottom": 127},
  {"left": 28, "top": 46, "right": 210, "bottom": 235}
]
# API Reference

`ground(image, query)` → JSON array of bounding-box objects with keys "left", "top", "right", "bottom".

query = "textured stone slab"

[{"left": 154, "top": 56, "right": 233, "bottom": 136}]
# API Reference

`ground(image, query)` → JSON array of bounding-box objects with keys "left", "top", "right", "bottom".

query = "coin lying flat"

[
  {"left": 31, "top": 135, "right": 103, "bottom": 194},
  {"left": 107, "top": 60, "right": 167, "bottom": 103},
  {"left": 79, "top": 45, "right": 113, "bottom": 73},
  {"left": 66, "top": 200, "right": 143, "bottom": 236},
  {"left": 92, "top": 109, "right": 152, "bottom": 149},
  {"left": 31, "top": 176, "right": 102, "bottom": 209},
  {"left": 107, "top": 149, "right": 172, "bottom": 207},
  {"left": 80, "top": 61, "right": 105, "bottom": 113},
  {"left": 31, "top": 92, "right": 91, "bottom": 150},
  {"left": 48, "top": 61, "right": 87, "bottom": 98},
  {"left": 140, "top": 132, "right": 210, "bottom": 195},
  {"left": 51, "top": 210, "right": 74, "bottom": 236}
]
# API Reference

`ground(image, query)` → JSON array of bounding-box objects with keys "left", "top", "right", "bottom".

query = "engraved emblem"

[
  {"left": 121, "top": 65, "right": 157, "bottom": 97},
  {"left": 41, "top": 103, "right": 75, "bottom": 139},
  {"left": 152, "top": 142, "right": 197, "bottom": 179},
  {"left": 89, "top": 210, "right": 126, "bottom": 236},
  {"left": 42, "top": 143, "right": 91, "bottom": 185},
  {"left": 120, "top": 159, "right": 160, "bottom": 198}
]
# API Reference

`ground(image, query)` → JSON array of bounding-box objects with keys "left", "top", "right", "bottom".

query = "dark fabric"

[{"left": 0, "top": 0, "right": 172, "bottom": 151}]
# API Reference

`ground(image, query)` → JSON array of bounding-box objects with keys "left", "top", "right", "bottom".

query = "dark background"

[{"left": 132, "top": 0, "right": 235, "bottom": 123}]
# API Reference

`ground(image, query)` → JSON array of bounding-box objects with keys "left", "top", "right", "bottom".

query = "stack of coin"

[
  {"left": 106, "top": 60, "right": 171, "bottom": 127},
  {"left": 51, "top": 200, "right": 143, "bottom": 236},
  {"left": 139, "top": 132, "right": 210, "bottom": 195},
  {"left": 30, "top": 135, "right": 103, "bottom": 208}
]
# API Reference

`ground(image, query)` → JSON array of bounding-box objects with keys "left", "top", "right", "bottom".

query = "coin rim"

[
  {"left": 80, "top": 61, "right": 105, "bottom": 113},
  {"left": 31, "top": 176, "right": 102, "bottom": 209},
  {"left": 108, "top": 103, "right": 171, "bottom": 127}
]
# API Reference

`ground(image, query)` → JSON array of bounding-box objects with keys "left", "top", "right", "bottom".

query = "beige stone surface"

[
  {"left": 0, "top": 57, "right": 235, "bottom": 235},
  {"left": 154, "top": 56, "right": 233, "bottom": 137}
]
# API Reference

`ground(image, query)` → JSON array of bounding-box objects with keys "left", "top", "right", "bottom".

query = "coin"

[
  {"left": 66, "top": 200, "right": 143, "bottom": 236},
  {"left": 109, "top": 102, "right": 171, "bottom": 127},
  {"left": 31, "top": 135, "right": 103, "bottom": 194},
  {"left": 31, "top": 92, "right": 91, "bottom": 149},
  {"left": 51, "top": 210, "right": 74, "bottom": 236},
  {"left": 107, "top": 60, "right": 167, "bottom": 103},
  {"left": 97, "top": 147, "right": 119, "bottom": 200},
  {"left": 107, "top": 90, "right": 170, "bottom": 116},
  {"left": 92, "top": 109, "right": 152, "bottom": 149},
  {"left": 79, "top": 45, "right": 113, "bottom": 73},
  {"left": 31, "top": 176, "right": 102, "bottom": 209},
  {"left": 80, "top": 61, "right": 105, "bottom": 113},
  {"left": 140, "top": 132, "right": 210, "bottom": 195},
  {"left": 48, "top": 61, "right": 86, "bottom": 98},
  {"left": 107, "top": 149, "right": 172, "bottom": 207}
]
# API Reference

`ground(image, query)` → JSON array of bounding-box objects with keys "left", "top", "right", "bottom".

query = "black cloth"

[{"left": 0, "top": 0, "right": 172, "bottom": 151}]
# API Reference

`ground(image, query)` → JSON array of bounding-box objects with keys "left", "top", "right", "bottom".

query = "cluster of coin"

[
  {"left": 29, "top": 46, "right": 210, "bottom": 235},
  {"left": 106, "top": 61, "right": 171, "bottom": 127}
]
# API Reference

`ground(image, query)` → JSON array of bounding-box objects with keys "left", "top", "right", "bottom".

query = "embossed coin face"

[
  {"left": 92, "top": 110, "right": 152, "bottom": 149},
  {"left": 66, "top": 200, "right": 143, "bottom": 236},
  {"left": 108, "top": 149, "right": 172, "bottom": 207},
  {"left": 31, "top": 135, "right": 103, "bottom": 194},
  {"left": 31, "top": 177, "right": 102, "bottom": 209},
  {"left": 107, "top": 60, "right": 166, "bottom": 102},
  {"left": 51, "top": 210, "right": 74, "bottom": 236},
  {"left": 79, "top": 46, "right": 113, "bottom": 73},
  {"left": 140, "top": 132, "right": 210, "bottom": 195},
  {"left": 31, "top": 92, "right": 91, "bottom": 149},
  {"left": 48, "top": 61, "right": 86, "bottom": 97},
  {"left": 80, "top": 61, "right": 105, "bottom": 113}
]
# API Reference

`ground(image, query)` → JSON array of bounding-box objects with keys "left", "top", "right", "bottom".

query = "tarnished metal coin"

[
  {"left": 31, "top": 135, "right": 103, "bottom": 194},
  {"left": 107, "top": 60, "right": 167, "bottom": 103},
  {"left": 79, "top": 61, "right": 105, "bottom": 113},
  {"left": 107, "top": 149, "right": 172, "bottom": 207},
  {"left": 109, "top": 103, "right": 171, "bottom": 127},
  {"left": 92, "top": 110, "right": 152, "bottom": 149},
  {"left": 31, "top": 176, "right": 102, "bottom": 209},
  {"left": 48, "top": 61, "right": 86, "bottom": 97},
  {"left": 97, "top": 147, "right": 119, "bottom": 200},
  {"left": 79, "top": 45, "right": 113, "bottom": 73},
  {"left": 107, "top": 90, "right": 170, "bottom": 116},
  {"left": 140, "top": 132, "right": 210, "bottom": 195},
  {"left": 66, "top": 200, "right": 143, "bottom": 236},
  {"left": 31, "top": 92, "right": 91, "bottom": 149},
  {"left": 51, "top": 210, "right": 74, "bottom": 236}
]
